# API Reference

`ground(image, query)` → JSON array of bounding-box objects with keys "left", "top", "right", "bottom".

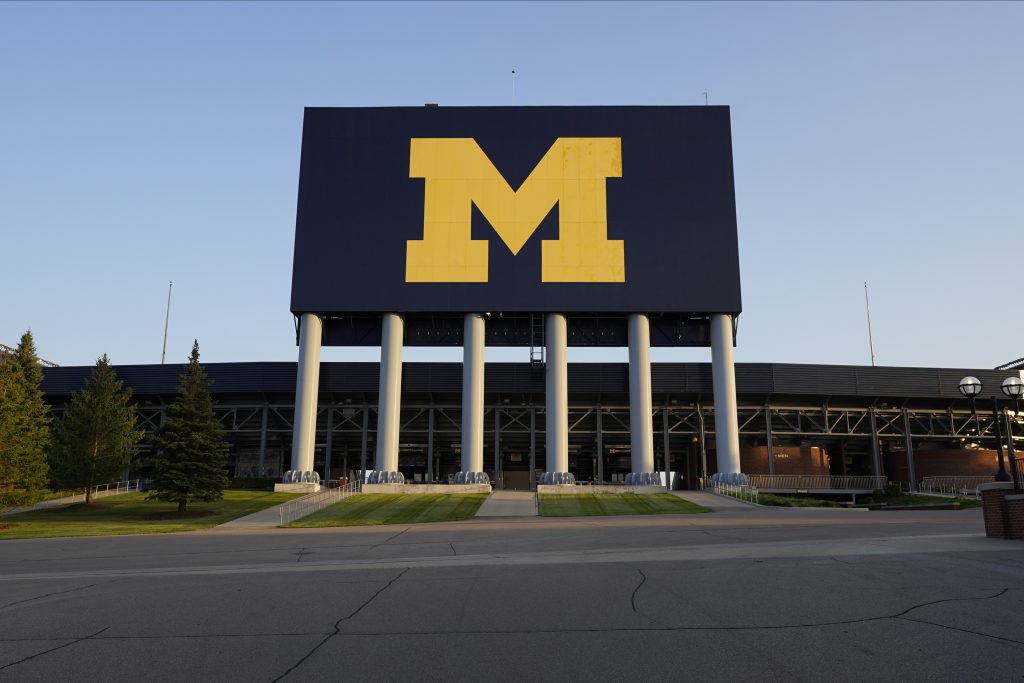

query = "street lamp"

[
  {"left": 1001, "top": 377, "right": 1023, "bottom": 489},
  {"left": 958, "top": 376, "right": 1010, "bottom": 481}
]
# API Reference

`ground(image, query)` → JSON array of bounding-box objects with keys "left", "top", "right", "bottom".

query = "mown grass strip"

[
  {"left": 538, "top": 493, "right": 709, "bottom": 517},
  {"left": 284, "top": 493, "right": 488, "bottom": 527},
  {"left": 0, "top": 490, "right": 303, "bottom": 540}
]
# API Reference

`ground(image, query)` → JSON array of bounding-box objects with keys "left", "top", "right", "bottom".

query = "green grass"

[
  {"left": 758, "top": 493, "right": 840, "bottom": 508},
  {"left": 538, "top": 493, "right": 709, "bottom": 517},
  {"left": 0, "top": 490, "right": 303, "bottom": 540},
  {"left": 285, "top": 493, "right": 489, "bottom": 527}
]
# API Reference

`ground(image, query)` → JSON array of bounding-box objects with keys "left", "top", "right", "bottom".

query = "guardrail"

[
  {"left": 920, "top": 476, "right": 994, "bottom": 498},
  {"left": 278, "top": 481, "right": 361, "bottom": 526},
  {"left": 61, "top": 479, "right": 144, "bottom": 504},
  {"left": 709, "top": 481, "right": 759, "bottom": 504},
  {"left": 746, "top": 475, "right": 887, "bottom": 491}
]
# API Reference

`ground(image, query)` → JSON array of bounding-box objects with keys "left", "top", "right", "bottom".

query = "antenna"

[
  {"left": 512, "top": 69, "right": 516, "bottom": 105},
  {"left": 703, "top": 91, "right": 708, "bottom": 106},
  {"left": 161, "top": 281, "right": 173, "bottom": 364},
  {"left": 864, "top": 281, "right": 876, "bottom": 367}
]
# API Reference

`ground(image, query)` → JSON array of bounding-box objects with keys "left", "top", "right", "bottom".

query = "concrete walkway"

[
  {"left": 671, "top": 490, "right": 760, "bottom": 509},
  {"left": 215, "top": 500, "right": 298, "bottom": 530},
  {"left": 475, "top": 491, "right": 537, "bottom": 517}
]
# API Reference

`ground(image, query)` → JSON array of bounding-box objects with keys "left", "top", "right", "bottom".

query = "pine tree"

[
  {"left": 0, "top": 331, "right": 51, "bottom": 507},
  {"left": 50, "top": 355, "right": 141, "bottom": 504},
  {"left": 146, "top": 341, "right": 229, "bottom": 513}
]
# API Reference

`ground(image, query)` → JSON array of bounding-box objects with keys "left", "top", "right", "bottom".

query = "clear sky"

[{"left": 1, "top": 1, "right": 1021, "bottom": 370}]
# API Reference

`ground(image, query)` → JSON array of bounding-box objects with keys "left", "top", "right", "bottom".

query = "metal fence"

[
  {"left": 919, "top": 476, "right": 994, "bottom": 498},
  {"left": 63, "top": 479, "right": 144, "bottom": 503},
  {"left": 703, "top": 479, "right": 759, "bottom": 504},
  {"left": 746, "top": 475, "right": 887, "bottom": 491},
  {"left": 278, "top": 481, "right": 362, "bottom": 526}
]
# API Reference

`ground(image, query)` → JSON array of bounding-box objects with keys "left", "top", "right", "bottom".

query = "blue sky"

[{"left": 1, "top": 2, "right": 1021, "bottom": 370}]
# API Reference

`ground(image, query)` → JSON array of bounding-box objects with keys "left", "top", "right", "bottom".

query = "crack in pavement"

[
  {"left": 269, "top": 567, "right": 409, "bottom": 682},
  {"left": 0, "top": 580, "right": 116, "bottom": 613},
  {"left": 3, "top": 588, "right": 1012, "bottom": 649},
  {"left": 0, "top": 627, "right": 109, "bottom": 672}
]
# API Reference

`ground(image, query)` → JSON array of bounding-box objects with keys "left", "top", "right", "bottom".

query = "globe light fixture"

[
  {"left": 1001, "top": 376, "right": 1024, "bottom": 399},
  {"left": 959, "top": 376, "right": 983, "bottom": 397}
]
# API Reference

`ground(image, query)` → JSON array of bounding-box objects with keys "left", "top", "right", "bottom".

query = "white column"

[
  {"left": 462, "top": 313, "right": 485, "bottom": 474},
  {"left": 290, "top": 313, "right": 322, "bottom": 476},
  {"left": 628, "top": 313, "right": 655, "bottom": 476},
  {"left": 710, "top": 314, "right": 741, "bottom": 474},
  {"left": 545, "top": 313, "right": 569, "bottom": 476},
  {"left": 375, "top": 313, "right": 404, "bottom": 474}
]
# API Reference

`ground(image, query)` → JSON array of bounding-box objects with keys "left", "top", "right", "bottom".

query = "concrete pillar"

[
  {"left": 628, "top": 313, "right": 655, "bottom": 479},
  {"left": 461, "top": 313, "right": 485, "bottom": 476},
  {"left": 710, "top": 314, "right": 741, "bottom": 475},
  {"left": 375, "top": 313, "right": 403, "bottom": 477},
  {"left": 545, "top": 313, "right": 570, "bottom": 480},
  {"left": 289, "top": 313, "right": 322, "bottom": 478}
]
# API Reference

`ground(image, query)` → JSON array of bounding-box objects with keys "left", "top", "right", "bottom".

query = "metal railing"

[
  {"left": 746, "top": 475, "right": 887, "bottom": 491},
  {"left": 920, "top": 476, "right": 994, "bottom": 498},
  {"left": 703, "top": 478, "right": 759, "bottom": 504},
  {"left": 278, "top": 481, "right": 361, "bottom": 526},
  {"left": 62, "top": 479, "right": 144, "bottom": 504}
]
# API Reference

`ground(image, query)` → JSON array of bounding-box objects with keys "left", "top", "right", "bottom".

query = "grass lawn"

[
  {"left": 538, "top": 493, "right": 709, "bottom": 517},
  {"left": 0, "top": 490, "right": 303, "bottom": 540},
  {"left": 285, "top": 493, "right": 488, "bottom": 527}
]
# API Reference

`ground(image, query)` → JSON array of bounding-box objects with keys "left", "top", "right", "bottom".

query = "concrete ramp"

[{"left": 475, "top": 491, "right": 537, "bottom": 517}]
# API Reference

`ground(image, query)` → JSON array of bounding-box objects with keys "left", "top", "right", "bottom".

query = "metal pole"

[
  {"left": 662, "top": 406, "right": 671, "bottom": 490},
  {"left": 161, "top": 281, "right": 172, "bottom": 365},
  {"left": 991, "top": 397, "right": 1010, "bottom": 482},
  {"left": 427, "top": 407, "right": 434, "bottom": 484},
  {"left": 765, "top": 403, "right": 775, "bottom": 477},
  {"left": 902, "top": 409, "right": 917, "bottom": 492},
  {"left": 360, "top": 405, "right": 369, "bottom": 478},
  {"left": 375, "top": 313, "right": 404, "bottom": 475},
  {"left": 710, "top": 314, "right": 741, "bottom": 474},
  {"left": 495, "top": 407, "right": 502, "bottom": 488},
  {"left": 258, "top": 405, "right": 268, "bottom": 477},
  {"left": 462, "top": 313, "right": 485, "bottom": 475},
  {"left": 545, "top": 313, "right": 569, "bottom": 476},
  {"left": 596, "top": 407, "right": 604, "bottom": 484},
  {"left": 697, "top": 401, "right": 707, "bottom": 482},
  {"left": 868, "top": 407, "right": 882, "bottom": 478},
  {"left": 324, "top": 404, "right": 334, "bottom": 484},
  {"left": 1007, "top": 401, "right": 1020, "bottom": 492},
  {"left": 864, "top": 281, "right": 876, "bottom": 367},
  {"left": 628, "top": 313, "right": 655, "bottom": 476},
  {"left": 290, "top": 313, "right": 322, "bottom": 477},
  {"left": 529, "top": 407, "right": 537, "bottom": 489}
]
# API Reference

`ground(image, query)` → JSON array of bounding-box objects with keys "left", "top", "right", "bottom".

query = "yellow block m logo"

[{"left": 406, "top": 138, "right": 625, "bottom": 283}]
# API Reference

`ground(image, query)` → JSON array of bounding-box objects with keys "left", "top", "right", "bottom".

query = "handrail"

[
  {"left": 746, "top": 475, "right": 887, "bottom": 490},
  {"left": 278, "top": 481, "right": 362, "bottom": 526},
  {"left": 920, "top": 475, "right": 994, "bottom": 498}
]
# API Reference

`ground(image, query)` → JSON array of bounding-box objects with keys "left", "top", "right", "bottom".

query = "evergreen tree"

[
  {"left": 0, "top": 331, "right": 51, "bottom": 507},
  {"left": 146, "top": 341, "right": 229, "bottom": 513},
  {"left": 50, "top": 355, "right": 141, "bottom": 504}
]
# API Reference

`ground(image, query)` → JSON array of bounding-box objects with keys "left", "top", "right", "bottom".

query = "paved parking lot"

[{"left": 1, "top": 502, "right": 1022, "bottom": 681}]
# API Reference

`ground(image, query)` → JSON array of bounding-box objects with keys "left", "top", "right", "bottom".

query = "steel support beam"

[
  {"left": 902, "top": 409, "right": 917, "bottom": 492},
  {"left": 375, "top": 313, "right": 403, "bottom": 475},
  {"left": 628, "top": 313, "right": 655, "bottom": 476},
  {"left": 710, "top": 314, "right": 741, "bottom": 474},
  {"left": 545, "top": 313, "right": 569, "bottom": 478},
  {"left": 765, "top": 404, "right": 775, "bottom": 477},
  {"left": 461, "top": 313, "right": 485, "bottom": 476},
  {"left": 289, "top": 313, "right": 322, "bottom": 478}
]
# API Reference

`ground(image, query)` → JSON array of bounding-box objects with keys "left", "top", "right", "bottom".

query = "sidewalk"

[
  {"left": 214, "top": 500, "right": 296, "bottom": 530},
  {"left": 475, "top": 491, "right": 538, "bottom": 517}
]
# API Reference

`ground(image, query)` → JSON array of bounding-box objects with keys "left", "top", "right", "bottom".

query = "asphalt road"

[{"left": 1, "top": 503, "right": 1022, "bottom": 682}]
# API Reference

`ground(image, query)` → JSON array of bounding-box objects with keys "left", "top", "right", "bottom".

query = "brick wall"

[
  {"left": 885, "top": 448, "right": 1001, "bottom": 483},
  {"left": 979, "top": 483, "right": 1024, "bottom": 540}
]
